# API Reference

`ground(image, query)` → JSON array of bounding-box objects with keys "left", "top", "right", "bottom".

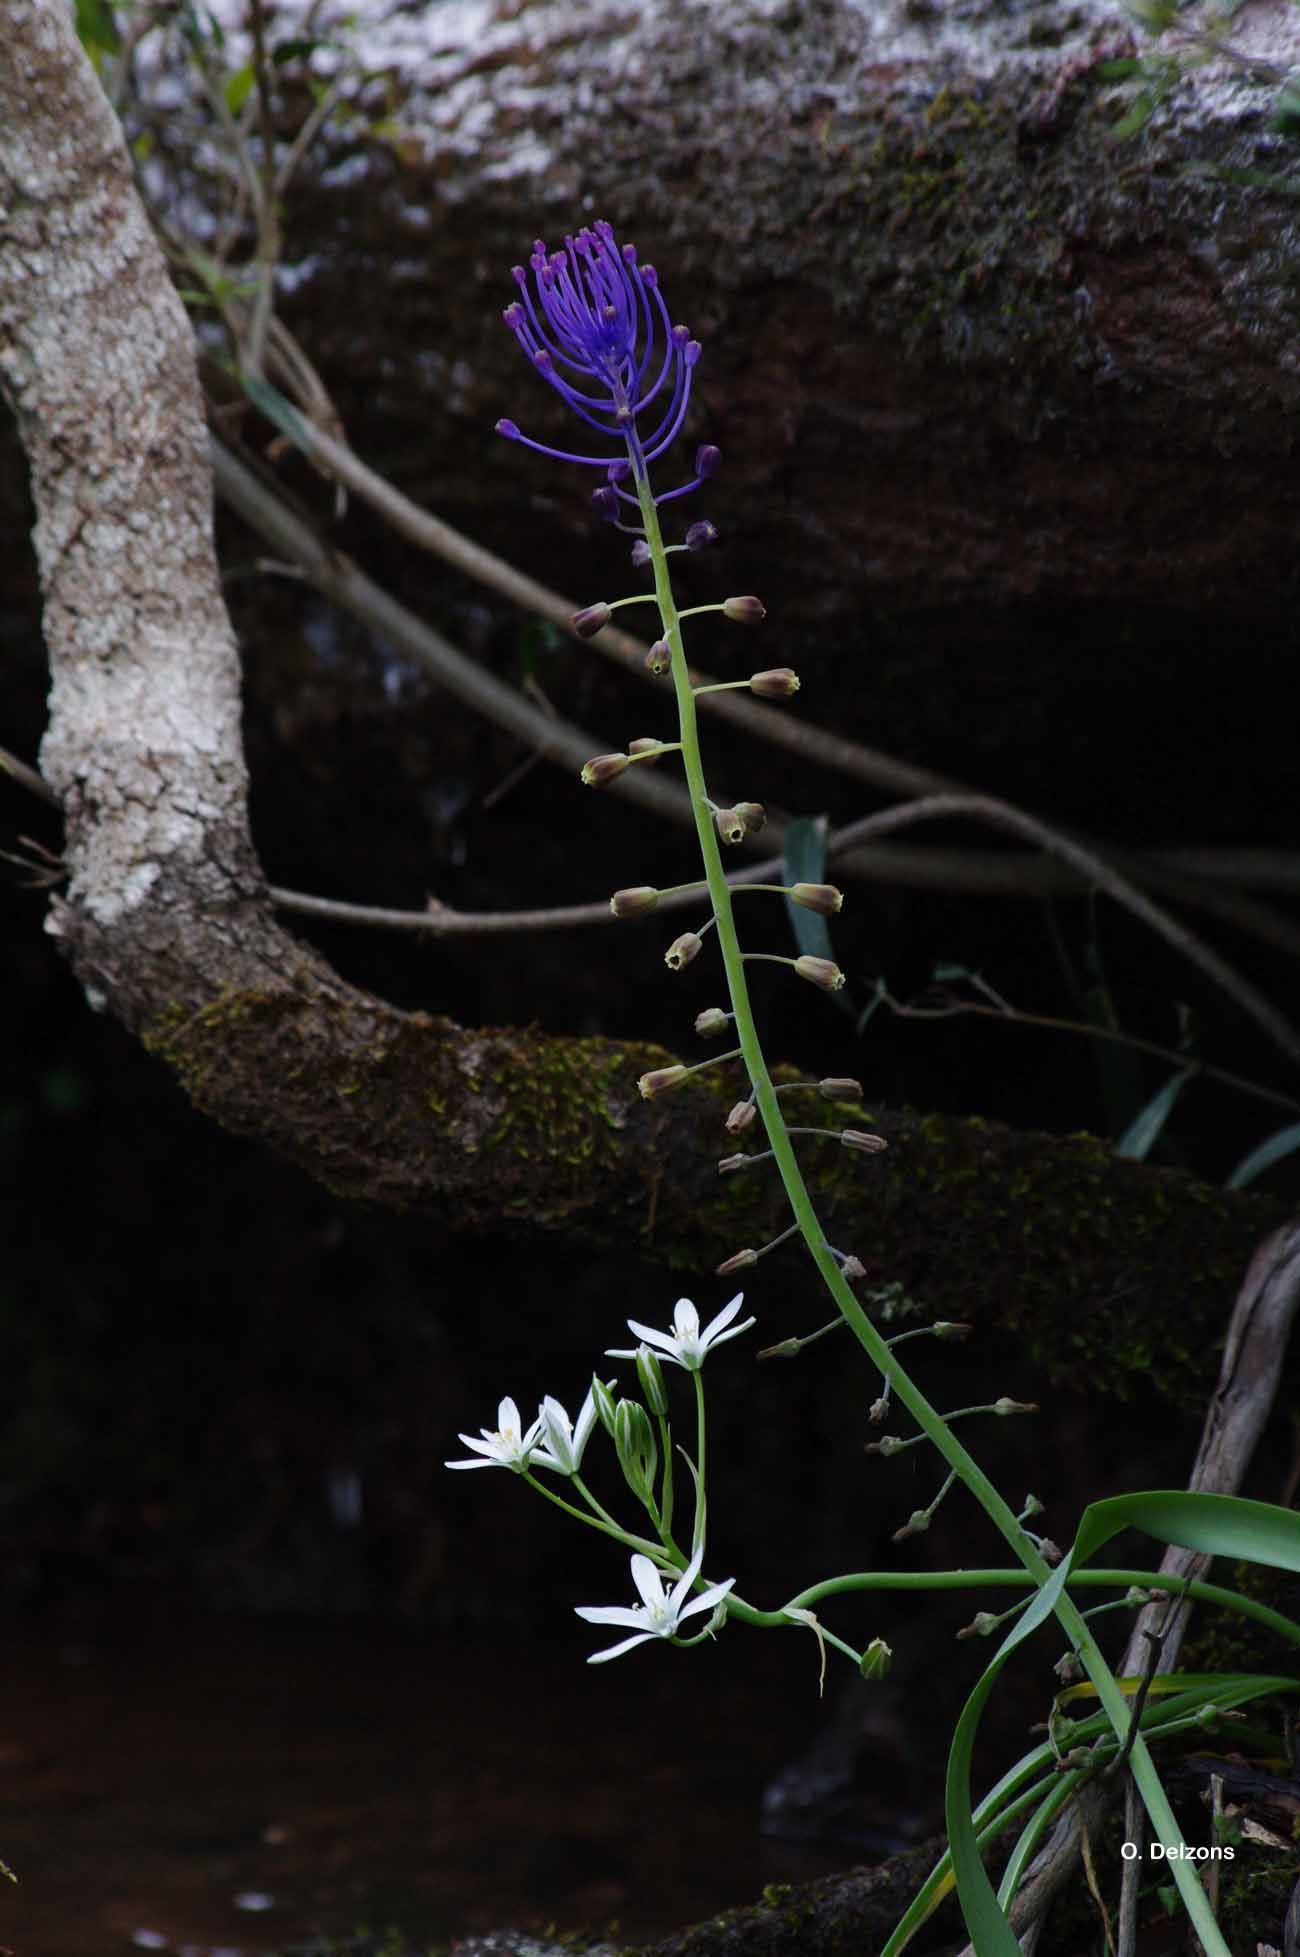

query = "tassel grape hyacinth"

[{"left": 495, "top": 221, "right": 706, "bottom": 489}]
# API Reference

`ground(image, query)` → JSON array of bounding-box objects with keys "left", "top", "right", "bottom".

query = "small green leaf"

[
  {"left": 1228, "top": 1118, "right": 1300, "bottom": 1189},
  {"left": 224, "top": 64, "right": 256, "bottom": 115},
  {"left": 271, "top": 36, "right": 324, "bottom": 64},
  {"left": 74, "top": 0, "right": 120, "bottom": 54}
]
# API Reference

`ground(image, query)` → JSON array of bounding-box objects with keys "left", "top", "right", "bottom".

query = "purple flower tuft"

[{"left": 498, "top": 220, "right": 700, "bottom": 474}]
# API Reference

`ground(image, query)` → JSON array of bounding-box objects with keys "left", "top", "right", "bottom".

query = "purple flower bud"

[
  {"left": 685, "top": 521, "right": 718, "bottom": 550},
  {"left": 572, "top": 602, "right": 612, "bottom": 638},
  {"left": 695, "top": 444, "right": 721, "bottom": 477},
  {"left": 750, "top": 667, "right": 800, "bottom": 698},
  {"left": 638, "top": 1065, "right": 688, "bottom": 1100},
  {"left": 581, "top": 752, "right": 630, "bottom": 788},
  {"left": 645, "top": 640, "right": 672, "bottom": 676},
  {"left": 627, "top": 738, "right": 664, "bottom": 759},
  {"left": 496, "top": 419, "right": 521, "bottom": 440},
  {"left": 630, "top": 539, "right": 652, "bottom": 569},
  {"left": 607, "top": 460, "right": 630, "bottom": 483},
  {"left": 722, "top": 595, "right": 766, "bottom": 624},
  {"left": 591, "top": 486, "right": 620, "bottom": 522}
]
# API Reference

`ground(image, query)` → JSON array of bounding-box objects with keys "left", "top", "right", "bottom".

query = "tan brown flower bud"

[
  {"left": 840, "top": 1255, "right": 866, "bottom": 1281},
  {"left": 694, "top": 1007, "right": 731, "bottom": 1038},
  {"left": 572, "top": 602, "right": 612, "bottom": 638},
  {"left": 841, "top": 1129, "right": 888, "bottom": 1153},
  {"left": 610, "top": 886, "right": 660, "bottom": 919},
  {"left": 749, "top": 667, "right": 800, "bottom": 698},
  {"left": 713, "top": 806, "right": 747, "bottom": 845},
  {"left": 794, "top": 954, "right": 846, "bottom": 992},
  {"left": 725, "top": 1100, "right": 757, "bottom": 1136},
  {"left": 734, "top": 801, "right": 766, "bottom": 835},
  {"left": 645, "top": 639, "right": 672, "bottom": 675},
  {"left": 717, "top": 1153, "right": 752, "bottom": 1174},
  {"left": 628, "top": 737, "right": 664, "bottom": 759},
  {"left": 722, "top": 594, "right": 766, "bottom": 623},
  {"left": 665, "top": 931, "right": 703, "bottom": 971},
  {"left": 819, "top": 1077, "right": 863, "bottom": 1102},
  {"left": 581, "top": 752, "right": 630, "bottom": 788},
  {"left": 716, "top": 1248, "right": 758, "bottom": 1275},
  {"left": 993, "top": 1397, "right": 1039, "bottom": 1417},
  {"left": 791, "top": 882, "right": 843, "bottom": 916},
  {"left": 637, "top": 1065, "right": 689, "bottom": 1099}
]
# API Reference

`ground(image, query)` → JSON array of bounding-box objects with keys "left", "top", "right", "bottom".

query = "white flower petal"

[
  {"left": 586, "top": 1631, "right": 656, "bottom": 1663},
  {"left": 443, "top": 1456, "right": 497, "bottom": 1470},
  {"left": 623, "top": 1319, "right": 677, "bottom": 1356},
  {"left": 700, "top": 1293, "right": 744, "bottom": 1341},
  {"left": 672, "top": 1299, "right": 702, "bottom": 1339},
  {"left": 678, "top": 1576, "right": 736, "bottom": 1622},
  {"left": 574, "top": 1604, "right": 652, "bottom": 1629},
  {"left": 667, "top": 1542, "right": 706, "bottom": 1610},
  {"left": 630, "top": 1553, "right": 669, "bottom": 1612}
]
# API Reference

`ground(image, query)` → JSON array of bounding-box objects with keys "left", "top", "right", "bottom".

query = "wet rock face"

[{"left": 262, "top": 0, "right": 1300, "bottom": 621}]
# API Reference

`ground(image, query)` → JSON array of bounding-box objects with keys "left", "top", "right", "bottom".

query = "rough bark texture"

[{"left": 259, "top": 0, "right": 1300, "bottom": 621}]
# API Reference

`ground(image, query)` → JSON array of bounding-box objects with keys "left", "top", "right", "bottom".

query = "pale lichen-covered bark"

[
  {"left": 255, "top": 0, "right": 1300, "bottom": 617},
  {"left": 0, "top": 0, "right": 253, "bottom": 933}
]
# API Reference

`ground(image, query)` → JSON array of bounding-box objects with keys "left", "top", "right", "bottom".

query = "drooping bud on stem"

[
  {"left": 695, "top": 1007, "right": 732, "bottom": 1038},
  {"left": 722, "top": 595, "right": 766, "bottom": 624},
  {"left": 750, "top": 667, "right": 800, "bottom": 698},
  {"left": 610, "top": 886, "right": 660, "bottom": 919},
  {"left": 581, "top": 753, "right": 630, "bottom": 788},
  {"left": 716, "top": 1248, "right": 759, "bottom": 1275},
  {"left": 791, "top": 883, "right": 843, "bottom": 916},
  {"left": 665, "top": 932, "right": 704, "bottom": 971},
  {"left": 713, "top": 807, "right": 748, "bottom": 845},
  {"left": 725, "top": 1100, "right": 757, "bottom": 1135},
  {"left": 645, "top": 640, "right": 672, "bottom": 675},
  {"left": 573, "top": 602, "right": 612, "bottom": 638},
  {"left": 819, "top": 1077, "right": 863, "bottom": 1101},
  {"left": 637, "top": 1066, "right": 689, "bottom": 1100},
  {"left": 842, "top": 1129, "right": 888, "bottom": 1153},
  {"left": 734, "top": 801, "right": 767, "bottom": 836},
  {"left": 794, "top": 955, "right": 846, "bottom": 992},
  {"left": 685, "top": 520, "right": 718, "bottom": 550}
]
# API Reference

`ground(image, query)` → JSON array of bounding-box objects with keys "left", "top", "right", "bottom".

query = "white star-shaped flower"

[
  {"left": 444, "top": 1396, "right": 543, "bottom": 1473},
  {"left": 532, "top": 1385, "right": 602, "bottom": 1477},
  {"left": 607, "top": 1293, "right": 755, "bottom": 1373},
  {"left": 575, "top": 1544, "right": 735, "bottom": 1663}
]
